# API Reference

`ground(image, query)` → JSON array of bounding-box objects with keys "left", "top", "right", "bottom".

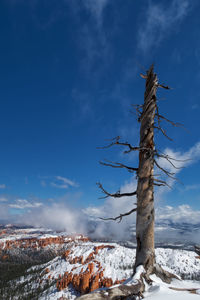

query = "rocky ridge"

[{"left": 56, "top": 245, "right": 125, "bottom": 294}]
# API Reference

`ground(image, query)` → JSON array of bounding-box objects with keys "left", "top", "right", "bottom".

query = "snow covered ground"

[
  {"left": 22, "top": 241, "right": 200, "bottom": 299},
  {"left": 144, "top": 276, "right": 200, "bottom": 299},
  {"left": 1, "top": 226, "right": 199, "bottom": 299}
]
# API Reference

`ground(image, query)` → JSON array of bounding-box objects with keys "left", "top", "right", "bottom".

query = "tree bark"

[{"left": 134, "top": 65, "right": 158, "bottom": 271}]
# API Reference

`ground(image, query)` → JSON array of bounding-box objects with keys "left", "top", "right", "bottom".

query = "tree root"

[
  {"left": 169, "top": 287, "right": 199, "bottom": 294},
  {"left": 151, "top": 264, "right": 180, "bottom": 284},
  {"left": 138, "top": 263, "right": 179, "bottom": 285}
]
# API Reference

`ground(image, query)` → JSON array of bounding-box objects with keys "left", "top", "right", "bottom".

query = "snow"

[
  {"left": 144, "top": 277, "right": 200, "bottom": 299},
  {"left": 3, "top": 227, "right": 199, "bottom": 300},
  {"left": 133, "top": 265, "right": 145, "bottom": 281},
  {"left": 27, "top": 242, "right": 200, "bottom": 299}
]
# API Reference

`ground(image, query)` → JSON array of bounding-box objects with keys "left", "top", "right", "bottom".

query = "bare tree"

[{"left": 98, "top": 65, "right": 182, "bottom": 286}]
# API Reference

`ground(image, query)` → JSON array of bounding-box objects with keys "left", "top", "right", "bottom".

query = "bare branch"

[
  {"left": 157, "top": 83, "right": 171, "bottom": 90},
  {"left": 97, "top": 136, "right": 151, "bottom": 154},
  {"left": 156, "top": 113, "right": 183, "bottom": 128},
  {"left": 140, "top": 73, "right": 147, "bottom": 79},
  {"left": 100, "top": 207, "right": 137, "bottom": 223},
  {"left": 154, "top": 183, "right": 166, "bottom": 187},
  {"left": 100, "top": 160, "right": 138, "bottom": 173},
  {"left": 156, "top": 106, "right": 161, "bottom": 129},
  {"left": 153, "top": 178, "right": 172, "bottom": 189},
  {"left": 131, "top": 104, "right": 143, "bottom": 121},
  {"left": 154, "top": 159, "right": 176, "bottom": 179},
  {"left": 155, "top": 149, "right": 191, "bottom": 163},
  {"left": 97, "top": 182, "right": 137, "bottom": 199},
  {"left": 155, "top": 153, "right": 183, "bottom": 170},
  {"left": 97, "top": 136, "right": 141, "bottom": 153},
  {"left": 154, "top": 125, "right": 173, "bottom": 141}
]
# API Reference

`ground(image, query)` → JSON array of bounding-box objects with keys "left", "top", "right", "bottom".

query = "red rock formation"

[
  {"left": 79, "top": 271, "right": 90, "bottom": 294},
  {"left": 72, "top": 273, "right": 80, "bottom": 290},
  {"left": 87, "top": 262, "right": 94, "bottom": 274},
  {"left": 90, "top": 274, "right": 100, "bottom": 292},
  {"left": 55, "top": 243, "right": 125, "bottom": 295},
  {"left": 0, "top": 234, "right": 90, "bottom": 252},
  {"left": 62, "top": 249, "right": 71, "bottom": 259},
  {"left": 94, "top": 245, "right": 115, "bottom": 255},
  {"left": 84, "top": 252, "right": 95, "bottom": 264},
  {"left": 101, "top": 278, "right": 113, "bottom": 288},
  {"left": 45, "top": 268, "right": 50, "bottom": 273},
  {"left": 69, "top": 255, "right": 84, "bottom": 265}
]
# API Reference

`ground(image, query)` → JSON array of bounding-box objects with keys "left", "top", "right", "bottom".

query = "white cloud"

[
  {"left": 155, "top": 205, "right": 200, "bottom": 243},
  {"left": 156, "top": 142, "right": 200, "bottom": 178},
  {"left": 84, "top": 177, "right": 137, "bottom": 240},
  {"left": 2, "top": 141, "right": 200, "bottom": 244},
  {"left": 84, "top": 141, "right": 200, "bottom": 242},
  {"left": 51, "top": 176, "right": 78, "bottom": 189},
  {"left": 67, "top": 0, "right": 111, "bottom": 74},
  {"left": 21, "top": 201, "right": 87, "bottom": 234},
  {"left": 183, "top": 183, "right": 200, "bottom": 191},
  {"left": 0, "top": 184, "right": 6, "bottom": 189},
  {"left": 82, "top": 0, "right": 108, "bottom": 28},
  {"left": 153, "top": 142, "right": 200, "bottom": 202},
  {"left": 0, "top": 197, "right": 7, "bottom": 202},
  {"left": 9, "top": 199, "right": 43, "bottom": 209},
  {"left": 137, "top": 0, "right": 191, "bottom": 53},
  {"left": 156, "top": 204, "right": 200, "bottom": 225}
]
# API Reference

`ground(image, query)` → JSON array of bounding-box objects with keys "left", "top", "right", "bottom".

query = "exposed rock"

[
  {"left": 94, "top": 245, "right": 115, "bottom": 255},
  {"left": 80, "top": 271, "right": 91, "bottom": 294},
  {"left": 90, "top": 274, "right": 100, "bottom": 292},
  {"left": 56, "top": 244, "right": 125, "bottom": 295},
  {"left": 0, "top": 235, "right": 89, "bottom": 252},
  {"left": 45, "top": 268, "right": 50, "bottom": 273}
]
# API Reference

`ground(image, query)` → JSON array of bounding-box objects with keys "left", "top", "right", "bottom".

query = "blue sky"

[{"left": 0, "top": 0, "right": 200, "bottom": 233}]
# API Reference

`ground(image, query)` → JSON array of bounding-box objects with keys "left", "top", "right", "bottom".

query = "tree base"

[{"left": 75, "top": 264, "right": 179, "bottom": 300}]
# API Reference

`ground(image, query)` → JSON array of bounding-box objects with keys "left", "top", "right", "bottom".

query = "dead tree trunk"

[
  {"left": 134, "top": 65, "right": 157, "bottom": 271},
  {"left": 98, "top": 64, "right": 182, "bottom": 284}
]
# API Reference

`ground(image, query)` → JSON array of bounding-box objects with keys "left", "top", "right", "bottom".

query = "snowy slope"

[
  {"left": 1, "top": 226, "right": 200, "bottom": 299},
  {"left": 16, "top": 241, "right": 200, "bottom": 300}
]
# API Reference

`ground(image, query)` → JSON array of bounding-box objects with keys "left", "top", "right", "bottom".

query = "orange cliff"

[
  {"left": 56, "top": 244, "right": 125, "bottom": 295},
  {"left": 0, "top": 235, "right": 89, "bottom": 251}
]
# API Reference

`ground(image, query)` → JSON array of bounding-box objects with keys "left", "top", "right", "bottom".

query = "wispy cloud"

[
  {"left": 0, "top": 196, "right": 7, "bottom": 202},
  {"left": 68, "top": 0, "right": 111, "bottom": 75},
  {"left": 40, "top": 180, "right": 46, "bottom": 187},
  {"left": 137, "top": 0, "right": 191, "bottom": 53},
  {"left": 183, "top": 183, "right": 200, "bottom": 192},
  {"left": 39, "top": 175, "right": 78, "bottom": 189},
  {"left": 157, "top": 142, "right": 200, "bottom": 174},
  {"left": 0, "top": 184, "right": 6, "bottom": 189},
  {"left": 154, "top": 141, "right": 200, "bottom": 201},
  {"left": 9, "top": 199, "right": 43, "bottom": 209},
  {"left": 192, "top": 104, "right": 199, "bottom": 110},
  {"left": 51, "top": 176, "right": 78, "bottom": 189},
  {"left": 82, "top": 0, "right": 108, "bottom": 28}
]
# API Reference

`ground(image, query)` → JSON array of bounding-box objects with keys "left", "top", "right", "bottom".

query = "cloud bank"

[{"left": 1, "top": 142, "right": 200, "bottom": 244}]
